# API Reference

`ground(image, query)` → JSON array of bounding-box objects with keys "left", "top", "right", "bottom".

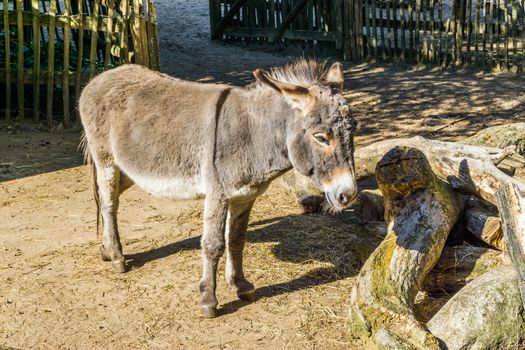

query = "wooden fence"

[
  {"left": 210, "top": 0, "right": 344, "bottom": 48},
  {"left": 0, "top": 0, "right": 159, "bottom": 127},
  {"left": 210, "top": 0, "right": 525, "bottom": 72}
]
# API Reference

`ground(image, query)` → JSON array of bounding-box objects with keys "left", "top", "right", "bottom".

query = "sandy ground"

[{"left": 2, "top": 0, "right": 525, "bottom": 349}]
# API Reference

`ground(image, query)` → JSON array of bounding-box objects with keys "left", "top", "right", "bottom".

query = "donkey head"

[{"left": 254, "top": 62, "right": 358, "bottom": 210}]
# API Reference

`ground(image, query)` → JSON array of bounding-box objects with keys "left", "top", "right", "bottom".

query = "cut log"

[
  {"left": 427, "top": 267, "right": 525, "bottom": 350},
  {"left": 496, "top": 182, "right": 525, "bottom": 313},
  {"left": 354, "top": 136, "right": 513, "bottom": 180},
  {"left": 348, "top": 147, "right": 462, "bottom": 349},
  {"left": 464, "top": 206, "right": 503, "bottom": 250},
  {"left": 462, "top": 122, "right": 525, "bottom": 156}
]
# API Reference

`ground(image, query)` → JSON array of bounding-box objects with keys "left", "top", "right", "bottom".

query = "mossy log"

[
  {"left": 427, "top": 267, "right": 525, "bottom": 350},
  {"left": 348, "top": 147, "right": 462, "bottom": 350}
]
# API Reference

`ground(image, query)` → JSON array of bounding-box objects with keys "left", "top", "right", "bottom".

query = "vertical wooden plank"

[
  {"left": 522, "top": 0, "right": 525, "bottom": 72},
  {"left": 504, "top": 0, "right": 510, "bottom": 70},
  {"left": 495, "top": 0, "right": 501, "bottom": 69},
  {"left": 408, "top": 0, "right": 414, "bottom": 62},
  {"left": 430, "top": 0, "right": 436, "bottom": 61},
  {"left": 474, "top": 0, "right": 480, "bottom": 64},
  {"left": 63, "top": 0, "right": 71, "bottom": 126},
  {"left": 268, "top": 0, "right": 275, "bottom": 29},
  {"left": 46, "top": 0, "right": 57, "bottom": 128},
  {"left": 75, "top": 0, "right": 84, "bottom": 113},
  {"left": 104, "top": 0, "right": 115, "bottom": 69},
  {"left": 334, "top": 0, "right": 344, "bottom": 49},
  {"left": 465, "top": 0, "right": 472, "bottom": 64},
  {"left": 150, "top": 0, "right": 159, "bottom": 69},
  {"left": 488, "top": 0, "right": 495, "bottom": 68},
  {"left": 120, "top": 0, "right": 129, "bottom": 63},
  {"left": 393, "top": 0, "right": 399, "bottom": 58},
  {"left": 455, "top": 1, "right": 463, "bottom": 64},
  {"left": 511, "top": 0, "right": 518, "bottom": 69},
  {"left": 400, "top": 0, "right": 407, "bottom": 61},
  {"left": 370, "top": 0, "right": 378, "bottom": 58},
  {"left": 31, "top": 0, "right": 40, "bottom": 121},
  {"left": 89, "top": 0, "right": 100, "bottom": 77},
  {"left": 16, "top": 0, "right": 24, "bottom": 120},
  {"left": 356, "top": 0, "right": 364, "bottom": 59},
  {"left": 139, "top": 2, "right": 150, "bottom": 66},
  {"left": 415, "top": 0, "right": 421, "bottom": 62},
  {"left": 3, "top": 0, "right": 11, "bottom": 121},
  {"left": 385, "top": 0, "right": 393, "bottom": 59},
  {"left": 343, "top": 0, "right": 353, "bottom": 59},
  {"left": 379, "top": 0, "right": 386, "bottom": 59},
  {"left": 421, "top": 0, "right": 427, "bottom": 61},
  {"left": 443, "top": 19, "right": 450, "bottom": 66},
  {"left": 364, "top": 0, "right": 372, "bottom": 57},
  {"left": 437, "top": 0, "right": 443, "bottom": 64}
]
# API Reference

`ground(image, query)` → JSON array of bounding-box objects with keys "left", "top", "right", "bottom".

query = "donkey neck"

[{"left": 220, "top": 87, "right": 295, "bottom": 184}]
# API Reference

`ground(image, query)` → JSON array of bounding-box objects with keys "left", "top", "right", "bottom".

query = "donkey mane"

[{"left": 255, "top": 59, "right": 329, "bottom": 88}]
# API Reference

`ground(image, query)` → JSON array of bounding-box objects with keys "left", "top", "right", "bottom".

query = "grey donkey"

[{"left": 79, "top": 59, "right": 358, "bottom": 318}]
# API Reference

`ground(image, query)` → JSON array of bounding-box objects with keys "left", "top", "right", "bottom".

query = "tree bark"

[
  {"left": 348, "top": 147, "right": 462, "bottom": 350},
  {"left": 496, "top": 182, "right": 525, "bottom": 313},
  {"left": 427, "top": 267, "right": 525, "bottom": 350}
]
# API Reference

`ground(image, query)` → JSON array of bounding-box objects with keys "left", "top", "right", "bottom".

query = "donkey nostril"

[{"left": 338, "top": 192, "right": 349, "bottom": 205}]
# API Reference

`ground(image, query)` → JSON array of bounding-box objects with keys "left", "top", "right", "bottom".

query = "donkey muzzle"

[{"left": 322, "top": 172, "right": 358, "bottom": 210}]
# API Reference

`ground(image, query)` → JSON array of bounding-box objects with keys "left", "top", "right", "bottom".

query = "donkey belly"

[{"left": 126, "top": 171, "right": 205, "bottom": 200}]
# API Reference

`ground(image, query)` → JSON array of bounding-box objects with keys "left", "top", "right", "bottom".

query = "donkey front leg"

[
  {"left": 96, "top": 164, "right": 126, "bottom": 273},
  {"left": 225, "top": 200, "right": 256, "bottom": 302},
  {"left": 199, "top": 196, "right": 228, "bottom": 318}
]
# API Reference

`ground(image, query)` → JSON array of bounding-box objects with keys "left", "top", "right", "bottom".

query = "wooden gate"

[{"left": 209, "top": 0, "right": 344, "bottom": 49}]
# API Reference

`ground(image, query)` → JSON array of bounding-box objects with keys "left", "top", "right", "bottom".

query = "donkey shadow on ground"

[{"left": 126, "top": 210, "right": 378, "bottom": 316}]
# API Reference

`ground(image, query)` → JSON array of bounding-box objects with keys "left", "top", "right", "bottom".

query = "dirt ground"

[{"left": 1, "top": 0, "right": 525, "bottom": 349}]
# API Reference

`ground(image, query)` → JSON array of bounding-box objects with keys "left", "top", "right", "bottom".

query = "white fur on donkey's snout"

[{"left": 322, "top": 172, "right": 358, "bottom": 208}]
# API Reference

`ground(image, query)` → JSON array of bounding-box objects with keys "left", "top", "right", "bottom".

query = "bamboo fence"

[
  {"left": 0, "top": 0, "right": 159, "bottom": 127},
  {"left": 210, "top": 0, "right": 525, "bottom": 72}
]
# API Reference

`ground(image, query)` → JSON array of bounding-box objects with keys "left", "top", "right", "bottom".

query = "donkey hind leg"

[
  {"left": 96, "top": 164, "right": 126, "bottom": 273},
  {"left": 199, "top": 195, "right": 229, "bottom": 318},
  {"left": 225, "top": 200, "right": 256, "bottom": 302}
]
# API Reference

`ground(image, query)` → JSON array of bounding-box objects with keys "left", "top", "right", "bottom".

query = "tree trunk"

[
  {"left": 348, "top": 147, "right": 462, "bottom": 350},
  {"left": 427, "top": 267, "right": 525, "bottom": 350},
  {"left": 496, "top": 183, "right": 525, "bottom": 313}
]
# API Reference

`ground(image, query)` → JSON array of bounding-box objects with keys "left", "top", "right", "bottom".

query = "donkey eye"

[{"left": 314, "top": 133, "right": 330, "bottom": 145}]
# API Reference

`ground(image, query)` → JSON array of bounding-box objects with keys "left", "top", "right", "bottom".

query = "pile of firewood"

[{"left": 281, "top": 123, "right": 525, "bottom": 349}]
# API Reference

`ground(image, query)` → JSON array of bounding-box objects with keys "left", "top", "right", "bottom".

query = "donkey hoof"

[
  {"left": 112, "top": 260, "right": 127, "bottom": 273},
  {"left": 238, "top": 289, "right": 257, "bottom": 302},
  {"left": 99, "top": 246, "right": 111, "bottom": 262},
  {"left": 200, "top": 305, "right": 218, "bottom": 318}
]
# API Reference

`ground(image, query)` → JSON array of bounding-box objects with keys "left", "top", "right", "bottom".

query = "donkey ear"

[
  {"left": 324, "top": 62, "right": 344, "bottom": 90},
  {"left": 253, "top": 69, "right": 314, "bottom": 113}
]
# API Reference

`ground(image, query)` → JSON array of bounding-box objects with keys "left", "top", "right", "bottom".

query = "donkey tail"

[{"left": 80, "top": 131, "right": 101, "bottom": 237}]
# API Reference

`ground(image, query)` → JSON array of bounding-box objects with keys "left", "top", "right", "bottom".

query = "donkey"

[{"left": 79, "top": 59, "right": 358, "bottom": 318}]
